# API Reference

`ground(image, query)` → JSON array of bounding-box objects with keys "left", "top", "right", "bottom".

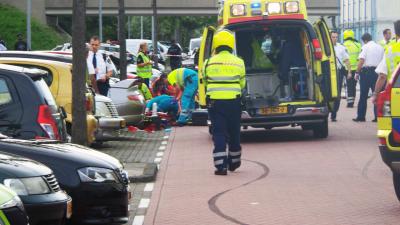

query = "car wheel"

[{"left": 312, "top": 119, "right": 328, "bottom": 139}]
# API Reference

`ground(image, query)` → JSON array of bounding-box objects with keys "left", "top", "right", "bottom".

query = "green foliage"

[{"left": 0, "top": 4, "right": 66, "bottom": 50}]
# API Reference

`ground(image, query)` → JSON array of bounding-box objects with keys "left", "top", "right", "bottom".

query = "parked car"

[
  {"left": 0, "top": 151, "right": 71, "bottom": 225},
  {"left": 188, "top": 37, "right": 201, "bottom": 57},
  {"left": 0, "top": 52, "right": 125, "bottom": 144},
  {"left": 0, "top": 64, "right": 68, "bottom": 141},
  {"left": 95, "top": 95, "right": 126, "bottom": 141},
  {"left": 0, "top": 184, "right": 29, "bottom": 225},
  {"left": 108, "top": 79, "right": 146, "bottom": 126},
  {"left": 0, "top": 137, "right": 130, "bottom": 224},
  {"left": 126, "top": 39, "right": 166, "bottom": 64}
]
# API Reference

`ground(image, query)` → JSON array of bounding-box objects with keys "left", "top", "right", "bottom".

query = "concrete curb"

[{"left": 129, "top": 163, "right": 158, "bottom": 183}]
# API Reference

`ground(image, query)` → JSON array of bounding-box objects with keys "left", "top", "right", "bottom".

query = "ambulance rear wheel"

[{"left": 312, "top": 119, "right": 328, "bottom": 139}]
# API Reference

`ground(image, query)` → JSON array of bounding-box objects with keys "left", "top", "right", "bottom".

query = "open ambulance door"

[
  {"left": 198, "top": 26, "right": 216, "bottom": 107},
  {"left": 313, "top": 19, "right": 338, "bottom": 110}
]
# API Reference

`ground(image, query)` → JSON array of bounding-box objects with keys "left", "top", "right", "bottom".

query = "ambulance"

[{"left": 197, "top": 0, "right": 338, "bottom": 138}]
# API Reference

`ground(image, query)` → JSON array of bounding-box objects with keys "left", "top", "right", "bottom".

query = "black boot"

[
  {"left": 214, "top": 169, "right": 227, "bottom": 176},
  {"left": 228, "top": 162, "right": 241, "bottom": 172}
]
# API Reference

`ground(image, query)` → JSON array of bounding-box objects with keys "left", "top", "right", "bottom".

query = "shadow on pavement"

[{"left": 240, "top": 128, "right": 316, "bottom": 143}]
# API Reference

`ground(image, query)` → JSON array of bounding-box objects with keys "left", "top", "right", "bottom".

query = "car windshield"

[{"left": 34, "top": 79, "right": 57, "bottom": 107}]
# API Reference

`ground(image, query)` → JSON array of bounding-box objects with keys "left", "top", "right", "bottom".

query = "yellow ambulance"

[{"left": 197, "top": 0, "right": 338, "bottom": 138}]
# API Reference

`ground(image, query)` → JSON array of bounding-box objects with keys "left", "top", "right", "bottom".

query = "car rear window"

[
  {"left": 0, "top": 79, "right": 12, "bottom": 106},
  {"left": 34, "top": 79, "right": 57, "bottom": 107}
]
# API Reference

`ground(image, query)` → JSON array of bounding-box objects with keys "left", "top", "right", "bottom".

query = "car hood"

[
  {"left": 0, "top": 139, "right": 123, "bottom": 170},
  {"left": 0, "top": 151, "right": 52, "bottom": 178}
]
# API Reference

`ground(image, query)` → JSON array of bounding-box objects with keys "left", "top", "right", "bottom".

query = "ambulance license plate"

[{"left": 260, "top": 106, "right": 288, "bottom": 115}]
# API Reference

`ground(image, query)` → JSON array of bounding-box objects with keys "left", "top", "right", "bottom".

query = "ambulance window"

[{"left": 318, "top": 23, "right": 331, "bottom": 57}]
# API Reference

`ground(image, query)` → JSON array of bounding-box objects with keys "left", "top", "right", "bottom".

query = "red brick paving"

[{"left": 145, "top": 103, "right": 400, "bottom": 225}]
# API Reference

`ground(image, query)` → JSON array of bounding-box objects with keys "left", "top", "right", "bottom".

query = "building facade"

[{"left": 339, "top": 0, "right": 400, "bottom": 42}]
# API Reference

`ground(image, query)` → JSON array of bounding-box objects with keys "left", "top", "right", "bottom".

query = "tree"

[
  {"left": 118, "top": 0, "right": 127, "bottom": 80},
  {"left": 71, "top": 0, "right": 88, "bottom": 145}
]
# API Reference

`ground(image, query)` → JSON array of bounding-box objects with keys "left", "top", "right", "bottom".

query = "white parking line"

[
  {"left": 138, "top": 198, "right": 150, "bottom": 208},
  {"left": 144, "top": 183, "right": 154, "bottom": 192},
  {"left": 154, "top": 157, "right": 162, "bottom": 163},
  {"left": 159, "top": 146, "right": 166, "bottom": 150},
  {"left": 161, "top": 141, "right": 168, "bottom": 145},
  {"left": 156, "top": 152, "right": 164, "bottom": 157},
  {"left": 132, "top": 215, "right": 145, "bottom": 225},
  {"left": 163, "top": 135, "right": 169, "bottom": 139}
]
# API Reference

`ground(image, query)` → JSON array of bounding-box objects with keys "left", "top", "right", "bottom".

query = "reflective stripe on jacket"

[
  {"left": 137, "top": 52, "right": 152, "bottom": 78},
  {"left": 344, "top": 40, "right": 361, "bottom": 71},
  {"left": 204, "top": 51, "right": 246, "bottom": 100}
]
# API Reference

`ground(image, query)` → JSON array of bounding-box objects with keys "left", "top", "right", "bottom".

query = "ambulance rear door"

[
  {"left": 313, "top": 19, "right": 338, "bottom": 109},
  {"left": 198, "top": 26, "right": 216, "bottom": 107}
]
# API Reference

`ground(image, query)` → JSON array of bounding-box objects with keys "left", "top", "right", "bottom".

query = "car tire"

[
  {"left": 312, "top": 119, "right": 328, "bottom": 139},
  {"left": 393, "top": 173, "right": 400, "bottom": 202}
]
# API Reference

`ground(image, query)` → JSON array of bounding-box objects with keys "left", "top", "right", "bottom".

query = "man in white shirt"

[
  {"left": 353, "top": 33, "right": 384, "bottom": 122},
  {"left": 331, "top": 31, "right": 352, "bottom": 122},
  {"left": 373, "top": 20, "right": 400, "bottom": 104},
  {"left": 87, "top": 36, "right": 113, "bottom": 96}
]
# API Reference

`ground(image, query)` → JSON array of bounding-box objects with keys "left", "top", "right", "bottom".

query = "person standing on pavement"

[
  {"left": 343, "top": 29, "right": 362, "bottom": 108},
  {"left": 167, "top": 68, "right": 198, "bottom": 125},
  {"left": 136, "top": 42, "right": 153, "bottom": 87},
  {"left": 87, "top": 36, "right": 113, "bottom": 96},
  {"left": 14, "top": 33, "right": 28, "bottom": 51},
  {"left": 353, "top": 33, "right": 384, "bottom": 122},
  {"left": 167, "top": 40, "right": 182, "bottom": 71},
  {"left": 204, "top": 30, "right": 246, "bottom": 176},
  {"left": 373, "top": 20, "right": 400, "bottom": 104},
  {"left": 379, "top": 29, "right": 393, "bottom": 48},
  {"left": 331, "top": 31, "right": 352, "bottom": 122}
]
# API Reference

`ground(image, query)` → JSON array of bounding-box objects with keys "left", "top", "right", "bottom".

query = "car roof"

[
  {"left": 0, "top": 51, "right": 73, "bottom": 64},
  {"left": 0, "top": 64, "right": 48, "bottom": 79}
]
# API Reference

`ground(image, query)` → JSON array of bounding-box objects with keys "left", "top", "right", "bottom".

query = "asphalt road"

[{"left": 143, "top": 101, "right": 400, "bottom": 225}]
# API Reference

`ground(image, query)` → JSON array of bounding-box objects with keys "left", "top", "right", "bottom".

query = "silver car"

[
  {"left": 94, "top": 95, "right": 126, "bottom": 142},
  {"left": 108, "top": 79, "right": 146, "bottom": 126}
]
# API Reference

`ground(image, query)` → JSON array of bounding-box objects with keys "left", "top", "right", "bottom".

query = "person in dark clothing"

[
  {"left": 167, "top": 40, "right": 182, "bottom": 71},
  {"left": 14, "top": 33, "right": 28, "bottom": 51},
  {"left": 279, "top": 32, "right": 306, "bottom": 84}
]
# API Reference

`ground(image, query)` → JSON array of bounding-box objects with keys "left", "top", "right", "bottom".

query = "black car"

[
  {"left": 0, "top": 151, "right": 71, "bottom": 225},
  {"left": 0, "top": 64, "right": 67, "bottom": 141},
  {"left": 0, "top": 137, "right": 130, "bottom": 224}
]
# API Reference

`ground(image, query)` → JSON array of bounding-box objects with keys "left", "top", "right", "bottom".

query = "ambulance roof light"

[
  {"left": 285, "top": 1, "right": 300, "bottom": 13},
  {"left": 266, "top": 2, "right": 281, "bottom": 15},
  {"left": 231, "top": 4, "right": 246, "bottom": 16}
]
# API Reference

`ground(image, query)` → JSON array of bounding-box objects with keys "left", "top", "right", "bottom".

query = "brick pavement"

[{"left": 144, "top": 101, "right": 400, "bottom": 225}]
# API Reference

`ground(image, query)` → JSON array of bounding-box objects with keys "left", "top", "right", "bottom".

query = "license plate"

[
  {"left": 66, "top": 199, "right": 73, "bottom": 219},
  {"left": 260, "top": 106, "right": 288, "bottom": 115}
]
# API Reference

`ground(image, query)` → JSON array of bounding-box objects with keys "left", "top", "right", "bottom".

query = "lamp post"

[
  {"left": 99, "top": 0, "right": 103, "bottom": 42},
  {"left": 26, "top": 0, "right": 31, "bottom": 50},
  {"left": 152, "top": 0, "right": 159, "bottom": 70},
  {"left": 118, "top": 0, "right": 127, "bottom": 80}
]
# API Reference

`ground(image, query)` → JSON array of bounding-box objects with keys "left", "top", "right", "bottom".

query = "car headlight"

[
  {"left": 4, "top": 177, "right": 50, "bottom": 196},
  {"left": 95, "top": 102, "right": 112, "bottom": 117},
  {"left": 0, "top": 196, "right": 24, "bottom": 210},
  {"left": 231, "top": 4, "right": 246, "bottom": 16},
  {"left": 78, "top": 167, "right": 118, "bottom": 183},
  {"left": 285, "top": 1, "right": 299, "bottom": 13},
  {"left": 267, "top": 2, "right": 281, "bottom": 15}
]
